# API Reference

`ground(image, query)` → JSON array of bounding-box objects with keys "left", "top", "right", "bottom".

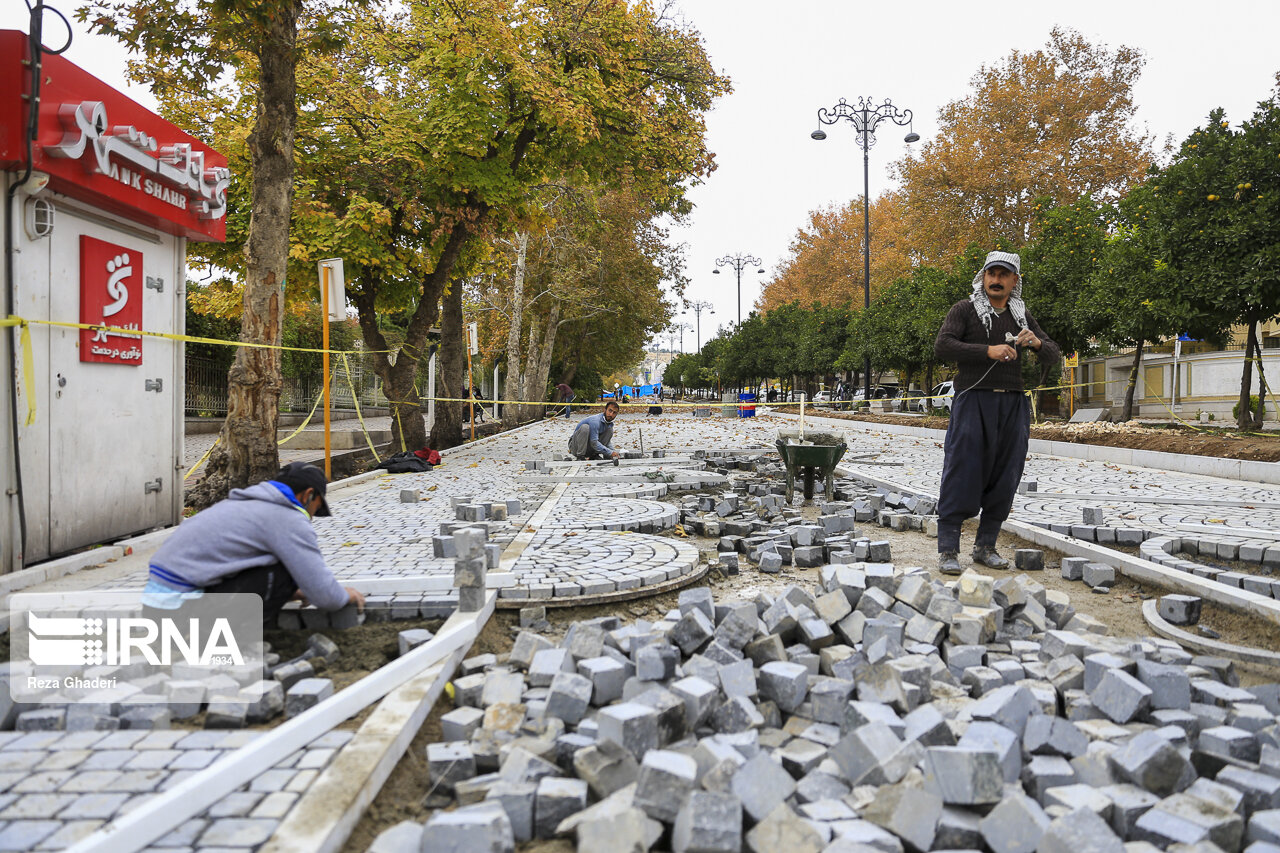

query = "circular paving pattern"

[
  {"left": 543, "top": 496, "right": 678, "bottom": 533},
  {"left": 566, "top": 482, "right": 668, "bottom": 500},
  {"left": 501, "top": 530, "right": 700, "bottom": 599}
]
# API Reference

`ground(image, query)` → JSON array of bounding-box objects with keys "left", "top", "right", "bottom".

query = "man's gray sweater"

[{"left": 149, "top": 481, "right": 350, "bottom": 610}]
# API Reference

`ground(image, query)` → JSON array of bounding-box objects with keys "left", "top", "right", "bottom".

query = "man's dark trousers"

[
  {"left": 936, "top": 389, "right": 1030, "bottom": 553},
  {"left": 143, "top": 564, "right": 300, "bottom": 632}
]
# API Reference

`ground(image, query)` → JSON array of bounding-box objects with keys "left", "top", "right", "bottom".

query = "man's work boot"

[
  {"left": 938, "top": 552, "right": 962, "bottom": 575},
  {"left": 971, "top": 545, "right": 1010, "bottom": 569}
]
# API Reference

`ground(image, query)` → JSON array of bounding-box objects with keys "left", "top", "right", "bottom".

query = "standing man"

[
  {"left": 568, "top": 400, "right": 621, "bottom": 460},
  {"left": 934, "top": 251, "right": 1059, "bottom": 575}
]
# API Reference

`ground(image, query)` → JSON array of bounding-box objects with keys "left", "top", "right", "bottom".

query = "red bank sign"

[
  {"left": 80, "top": 236, "right": 143, "bottom": 365},
  {"left": 0, "top": 30, "right": 228, "bottom": 242}
]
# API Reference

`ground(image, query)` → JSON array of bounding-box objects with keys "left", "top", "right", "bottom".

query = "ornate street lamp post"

[
  {"left": 811, "top": 96, "right": 919, "bottom": 403},
  {"left": 713, "top": 253, "right": 765, "bottom": 327},
  {"left": 682, "top": 301, "right": 714, "bottom": 353}
]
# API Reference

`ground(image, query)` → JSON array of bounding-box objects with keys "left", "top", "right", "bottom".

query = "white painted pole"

[
  {"left": 493, "top": 364, "right": 499, "bottom": 419},
  {"left": 799, "top": 392, "right": 806, "bottom": 441},
  {"left": 67, "top": 595, "right": 495, "bottom": 853},
  {"left": 427, "top": 352, "right": 437, "bottom": 432}
]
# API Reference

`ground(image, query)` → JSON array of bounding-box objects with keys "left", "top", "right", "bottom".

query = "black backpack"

[{"left": 376, "top": 451, "right": 433, "bottom": 473}]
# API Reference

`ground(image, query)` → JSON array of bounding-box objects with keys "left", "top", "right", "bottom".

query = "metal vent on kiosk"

[{"left": 24, "top": 197, "right": 55, "bottom": 240}]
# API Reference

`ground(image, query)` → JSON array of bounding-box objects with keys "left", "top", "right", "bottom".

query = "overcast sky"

[{"left": 6, "top": 1, "right": 1279, "bottom": 352}]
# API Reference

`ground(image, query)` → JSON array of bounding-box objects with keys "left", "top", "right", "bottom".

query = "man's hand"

[
  {"left": 344, "top": 587, "right": 366, "bottom": 613},
  {"left": 1014, "top": 328, "right": 1041, "bottom": 350},
  {"left": 988, "top": 344, "right": 1018, "bottom": 363},
  {"left": 611, "top": 451, "right": 620, "bottom": 460}
]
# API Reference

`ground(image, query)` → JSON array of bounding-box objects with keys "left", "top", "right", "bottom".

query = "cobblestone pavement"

[
  {"left": 27, "top": 410, "right": 1280, "bottom": 850},
  {"left": 813, "top": 415, "right": 1280, "bottom": 543},
  {"left": 0, "top": 728, "right": 351, "bottom": 851}
]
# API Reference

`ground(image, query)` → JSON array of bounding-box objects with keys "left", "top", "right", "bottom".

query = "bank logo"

[
  {"left": 102, "top": 253, "right": 132, "bottom": 318},
  {"left": 79, "top": 235, "right": 143, "bottom": 365}
]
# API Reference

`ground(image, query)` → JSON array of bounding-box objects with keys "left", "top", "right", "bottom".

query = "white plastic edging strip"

[
  {"left": 66, "top": 595, "right": 494, "bottom": 853},
  {"left": 261, "top": 644, "right": 472, "bottom": 853},
  {"left": 1141, "top": 599, "right": 1280, "bottom": 667}
]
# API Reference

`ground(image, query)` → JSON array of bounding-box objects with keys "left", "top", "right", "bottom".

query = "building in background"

[{"left": 1075, "top": 321, "right": 1280, "bottom": 423}]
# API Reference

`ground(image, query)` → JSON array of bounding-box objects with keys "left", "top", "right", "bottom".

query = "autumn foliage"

[{"left": 760, "top": 27, "right": 1156, "bottom": 315}]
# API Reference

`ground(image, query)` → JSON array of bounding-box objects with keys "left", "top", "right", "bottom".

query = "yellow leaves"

[{"left": 1207, "top": 194, "right": 1219, "bottom": 201}]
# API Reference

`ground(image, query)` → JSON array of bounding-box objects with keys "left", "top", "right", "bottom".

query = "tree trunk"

[
  {"left": 501, "top": 232, "right": 529, "bottom": 428},
  {"left": 1120, "top": 338, "right": 1144, "bottom": 422},
  {"left": 429, "top": 284, "right": 466, "bottom": 449},
  {"left": 522, "top": 303, "right": 561, "bottom": 417},
  {"left": 1254, "top": 330, "right": 1275, "bottom": 427},
  {"left": 190, "top": 2, "right": 299, "bottom": 508},
  {"left": 1238, "top": 320, "right": 1260, "bottom": 431},
  {"left": 352, "top": 275, "right": 431, "bottom": 453}
]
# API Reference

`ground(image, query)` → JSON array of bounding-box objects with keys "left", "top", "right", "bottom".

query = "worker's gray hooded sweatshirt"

[{"left": 149, "top": 481, "right": 349, "bottom": 610}]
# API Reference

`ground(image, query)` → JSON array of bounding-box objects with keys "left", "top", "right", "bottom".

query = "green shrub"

[{"left": 1232, "top": 395, "right": 1264, "bottom": 420}]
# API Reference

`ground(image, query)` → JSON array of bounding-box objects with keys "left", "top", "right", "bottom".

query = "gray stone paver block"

[
  {"left": 980, "top": 790, "right": 1050, "bottom": 853},
  {"left": 197, "top": 817, "right": 278, "bottom": 847},
  {"left": 730, "top": 753, "right": 795, "bottom": 822}
]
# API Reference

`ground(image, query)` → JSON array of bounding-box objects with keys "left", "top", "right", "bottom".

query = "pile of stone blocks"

[
  {"left": 678, "top": 475, "right": 907, "bottom": 574},
  {"left": 5, "top": 634, "right": 339, "bottom": 732},
  {"left": 368, "top": 566, "right": 1280, "bottom": 853}
]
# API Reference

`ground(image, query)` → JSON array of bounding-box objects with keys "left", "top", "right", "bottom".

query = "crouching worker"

[
  {"left": 143, "top": 462, "right": 365, "bottom": 626},
  {"left": 568, "top": 400, "right": 621, "bottom": 460}
]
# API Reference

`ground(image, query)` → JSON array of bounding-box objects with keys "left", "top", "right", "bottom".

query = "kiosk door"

[{"left": 45, "top": 208, "right": 181, "bottom": 554}]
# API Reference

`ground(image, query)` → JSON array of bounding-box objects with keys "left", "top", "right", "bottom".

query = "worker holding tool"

[
  {"left": 568, "top": 400, "right": 621, "bottom": 461},
  {"left": 933, "top": 251, "right": 1060, "bottom": 576}
]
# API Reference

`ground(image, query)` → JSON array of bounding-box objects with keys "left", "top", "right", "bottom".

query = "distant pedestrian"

[
  {"left": 933, "top": 250, "right": 1060, "bottom": 575},
  {"left": 552, "top": 382, "right": 575, "bottom": 419},
  {"left": 568, "top": 401, "right": 620, "bottom": 460}
]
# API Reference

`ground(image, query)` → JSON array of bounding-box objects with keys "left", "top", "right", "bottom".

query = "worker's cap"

[
  {"left": 275, "top": 462, "right": 331, "bottom": 516},
  {"left": 982, "top": 250, "right": 1021, "bottom": 275}
]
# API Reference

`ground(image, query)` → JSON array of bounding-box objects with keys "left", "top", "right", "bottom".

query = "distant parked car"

[
  {"left": 812, "top": 391, "right": 832, "bottom": 402},
  {"left": 851, "top": 385, "right": 898, "bottom": 410},
  {"left": 930, "top": 381, "right": 955, "bottom": 411},
  {"left": 893, "top": 389, "right": 929, "bottom": 413}
]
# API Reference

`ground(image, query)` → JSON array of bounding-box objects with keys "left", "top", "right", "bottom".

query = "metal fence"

[{"left": 185, "top": 355, "right": 389, "bottom": 417}]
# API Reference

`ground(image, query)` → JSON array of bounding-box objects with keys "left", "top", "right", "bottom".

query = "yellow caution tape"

[
  {"left": 340, "top": 353, "right": 382, "bottom": 463},
  {"left": 183, "top": 435, "right": 219, "bottom": 481},
  {"left": 17, "top": 318, "right": 35, "bottom": 427}
]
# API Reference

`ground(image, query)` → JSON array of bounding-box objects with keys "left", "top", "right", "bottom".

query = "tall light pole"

[
  {"left": 682, "top": 301, "right": 714, "bottom": 353},
  {"left": 811, "top": 96, "right": 919, "bottom": 403},
  {"left": 672, "top": 321, "right": 692, "bottom": 354},
  {"left": 713, "top": 253, "right": 765, "bottom": 327}
]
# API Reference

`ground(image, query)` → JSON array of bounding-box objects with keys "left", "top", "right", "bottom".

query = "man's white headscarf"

[{"left": 970, "top": 250, "right": 1027, "bottom": 333}]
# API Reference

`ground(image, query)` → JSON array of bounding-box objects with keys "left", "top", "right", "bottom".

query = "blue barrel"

[{"left": 738, "top": 392, "right": 756, "bottom": 418}]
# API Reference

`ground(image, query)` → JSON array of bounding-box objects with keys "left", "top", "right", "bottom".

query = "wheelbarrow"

[{"left": 775, "top": 430, "right": 847, "bottom": 504}]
